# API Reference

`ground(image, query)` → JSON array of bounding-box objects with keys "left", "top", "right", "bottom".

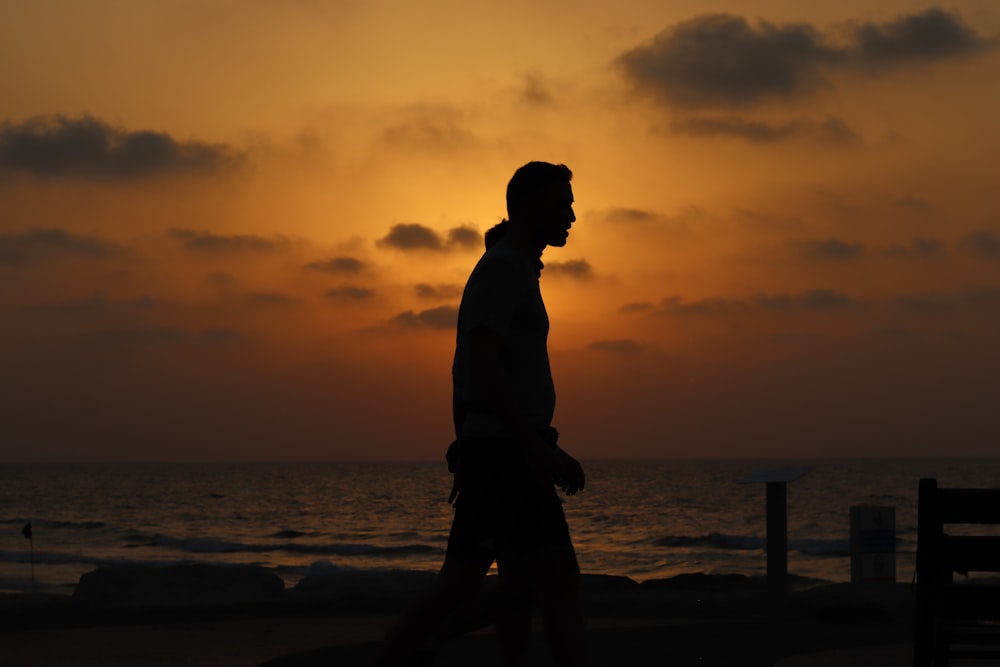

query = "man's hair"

[{"left": 505, "top": 161, "right": 572, "bottom": 220}]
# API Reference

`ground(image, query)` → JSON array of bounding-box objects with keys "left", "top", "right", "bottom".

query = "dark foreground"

[{"left": 0, "top": 573, "right": 915, "bottom": 666}]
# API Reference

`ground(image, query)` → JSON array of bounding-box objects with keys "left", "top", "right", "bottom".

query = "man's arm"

[{"left": 466, "top": 325, "right": 585, "bottom": 494}]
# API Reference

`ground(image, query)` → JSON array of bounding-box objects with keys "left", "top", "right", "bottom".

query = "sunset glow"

[{"left": 2, "top": 0, "right": 998, "bottom": 462}]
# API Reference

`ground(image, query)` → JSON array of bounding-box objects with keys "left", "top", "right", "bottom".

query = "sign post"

[{"left": 850, "top": 506, "right": 896, "bottom": 585}]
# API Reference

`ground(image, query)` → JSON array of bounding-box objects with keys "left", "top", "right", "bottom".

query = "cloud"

[
  {"left": 390, "top": 305, "right": 458, "bottom": 329},
  {"left": 380, "top": 107, "right": 478, "bottom": 151},
  {"left": 617, "top": 8, "right": 993, "bottom": 109},
  {"left": 324, "top": 285, "right": 375, "bottom": 300},
  {"left": 847, "top": 8, "right": 991, "bottom": 70},
  {"left": 519, "top": 73, "right": 555, "bottom": 106},
  {"left": 303, "top": 256, "right": 366, "bottom": 273},
  {"left": 0, "top": 115, "right": 241, "bottom": 179},
  {"left": 20, "top": 293, "right": 157, "bottom": 320},
  {"left": 544, "top": 258, "right": 592, "bottom": 278},
  {"left": 618, "top": 13, "right": 835, "bottom": 108},
  {"left": 415, "top": 283, "right": 463, "bottom": 300},
  {"left": 70, "top": 326, "right": 188, "bottom": 349},
  {"left": 892, "top": 287, "right": 1000, "bottom": 313},
  {"left": 658, "top": 295, "right": 747, "bottom": 316},
  {"left": 670, "top": 115, "right": 862, "bottom": 144},
  {"left": 756, "top": 289, "right": 859, "bottom": 311},
  {"left": 447, "top": 225, "right": 480, "bottom": 249},
  {"left": 619, "top": 301, "right": 654, "bottom": 313},
  {"left": 881, "top": 237, "right": 945, "bottom": 259},
  {"left": 601, "top": 207, "right": 660, "bottom": 224},
  {"left": 247, "top": 291, "right": 301, "bottom": 306},
  {"left": 959, "top": 230, "right": 1000, "bottom": 260},
  {"left": 587, "top": 339, "right": 645, "bottom": 354},
  {"left": 168, "top": 228, "right": 286, "bottom": 253},
  {"left": 0, "top": 228, "right": 120, "bottom": 264},
  {"left": 377, "top": 223, "right": 480, "bottom": 252},
  {"left": 796, "top": 237, "right": 864, "bottom": 261},
  {"left": 378, "top": 223, "right": 442, "bottom": 251},
  {"left": 656, "top": 289, "right": 859, "bottom": 316}
]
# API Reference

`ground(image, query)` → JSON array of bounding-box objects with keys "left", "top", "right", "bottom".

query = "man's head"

[{"left": 505, "top": 162, "right": 575, "bottom": 248}]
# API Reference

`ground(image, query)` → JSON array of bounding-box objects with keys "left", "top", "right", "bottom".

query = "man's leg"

[
  {"left": 536, "top": 544, "right": 587, "bottom": 667},
  {"left": 368, "top": 551, "right": 493, "bottom": 667},
  {"left": 495, "top": 549, "right": 540, "bottom": 667}
]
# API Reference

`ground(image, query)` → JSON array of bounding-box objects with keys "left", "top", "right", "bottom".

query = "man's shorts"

[{"left": 445, "top": 437, "right": 573, "bottom": 561}]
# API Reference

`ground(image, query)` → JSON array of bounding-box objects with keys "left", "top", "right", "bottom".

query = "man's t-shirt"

[{"left": 452, "top": 238, "right": 555, "bottom": 438}]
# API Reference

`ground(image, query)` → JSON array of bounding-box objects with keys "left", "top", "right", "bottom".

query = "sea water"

[{"left": 2, "top": 459, "right": 999, "bottom": 595}]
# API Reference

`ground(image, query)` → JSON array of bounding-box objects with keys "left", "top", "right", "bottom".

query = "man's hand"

[
  {"left": 551, "top": 447, "right": 586, "bottom": 495},
  {"left": 522, "top": 433, "right": 585, "bottom": 495}
]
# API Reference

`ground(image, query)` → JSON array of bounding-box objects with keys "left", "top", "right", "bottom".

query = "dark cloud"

[
  {"left": 966, "top": 287, "right": 1000, "bottom": 307},
  {"left": 620, "top": 301, "right": 654, "bottom": 313},
  {"left": 671, "top": 115, "right": 861, "bottom": 144},
  {"left": 380, "top": 107, "right": 477, "bottom": 151},
  {"left": 892, "top": 287, "right": 1000, "bottom": 313},
  {"left": 70, "top": 326, "right": 188, "bottom": 349},
  {"left": 303, "top": 257, "right": 366, "bottom": 273},
  {"left": 796, "top": 237, "right": 864, "bottom": 261},
  {"left": 20, "top": 293, "right": 157, "bottom": 320},
  {"left": 757, "top": 289, "right": 858, "bottom": 311},
  {"left": 602, "top": 207, "right": 659, "bottom": 224},
  {"left": 617, "top": 9, "right": 993, "bottom": 108},
  {"left": 324, "top": 285, "right": 375, "bottom": 300},
  {"left": 0, "top": 228, "right": 119, "bottom": 264},
  {"left": 848, "top": 8, "right": 990, "bottom": 70},
  {"left": 890, "top": 293, "right": 952, "bottom": 313},
  {"left": 655, "top": 289, "right": 859, "bottom": 316},
  {"left": 377, "top": 223, "right": 480, "bottom": 252},
  {"left": 960, "top": 230, "right": 1000, "bottom": 260},
  {"left": 0, "top": 115, "right": 241, "bottom": 179},
  {"left": 881, "top": 237, "right": 945, "bottom": 259},
  {"left": 415, "top": 283, "right": 463, "bottom": 300},
  {"left": 618, "top": 13, "right": 835, "bottom": 108},
  {"left": 587, "top": 339, "right": 645, "bottom": 354},
  {"left": 544, "top": 259, "right": 592, "bottom": 278},
  {"left": 520, "top": 73, "right": 555, "bottom": 106},
  {"left": 390, "top": 304, "right": 458, "bottom": 329},
  {"left": 801, "top": 289, "right": 858, "bottom": 309},
  {"left": 247, "top": 291, "right": 301, "bottom": 306},
  {"left": 378, "top": 223, "right": 443, "bottom": 251},
  {"left": 447, "top": 225, "right": 480, "bottom": 249},
  {"left": 168, "top": 228, "right": 285, "bottom": 253},
  {"left": 659, "top": 295, "right": 747, "bottom": 316}
]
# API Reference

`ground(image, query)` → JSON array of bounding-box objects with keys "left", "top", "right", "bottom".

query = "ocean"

[{"left": 2, "top": 458, "right": 999, "bottom": 596}]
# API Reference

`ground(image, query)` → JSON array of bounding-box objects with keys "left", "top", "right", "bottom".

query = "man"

[{"left": 371, "top": 162, "right": 588, "bottom": 667}]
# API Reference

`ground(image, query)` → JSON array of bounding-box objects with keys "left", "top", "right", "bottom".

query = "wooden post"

[
  {"left": 766, "top": 481, "right": 788, "bottom": 596},
  {"left": 737, "top": 467, "right": 810, "bottom": 600}
]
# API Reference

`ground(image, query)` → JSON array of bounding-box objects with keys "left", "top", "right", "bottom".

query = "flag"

[{"left": 21, "top": 522, "right": 32, "bottom": 540}]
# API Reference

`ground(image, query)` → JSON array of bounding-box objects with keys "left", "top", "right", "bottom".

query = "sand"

[{"left": 0, "top": 575, "right": 918, "bottom": 666}]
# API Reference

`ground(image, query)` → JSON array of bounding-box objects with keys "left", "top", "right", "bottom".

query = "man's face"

[{"left": 537, "top": 181, "right": 576, "bottom": 248}]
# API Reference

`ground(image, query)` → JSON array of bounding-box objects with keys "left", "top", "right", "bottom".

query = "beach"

[{"left": 0, "top": 570, "right": 917, "bottom": 666}]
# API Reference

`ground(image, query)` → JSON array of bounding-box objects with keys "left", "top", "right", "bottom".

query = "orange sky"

[{"left": 1, "top": 1, "right": 998, "bottom": 462}]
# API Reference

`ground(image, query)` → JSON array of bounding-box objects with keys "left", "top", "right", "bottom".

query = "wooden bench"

[{"left": 914, "top": 478, "right": 1000, "bottom": 666}]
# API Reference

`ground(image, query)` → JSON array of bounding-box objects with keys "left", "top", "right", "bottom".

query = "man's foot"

[{"left": 408, "top": 648, "right": 435, "bottom": 666}]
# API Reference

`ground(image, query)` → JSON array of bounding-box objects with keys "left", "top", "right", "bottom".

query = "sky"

[{"left": 1, "top": 0, "right": 998, "bottom": 462}]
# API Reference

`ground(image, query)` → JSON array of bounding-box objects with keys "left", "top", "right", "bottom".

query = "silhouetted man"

[{"left": 370, "top": 162, "right": 588, "bottom": 667}]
